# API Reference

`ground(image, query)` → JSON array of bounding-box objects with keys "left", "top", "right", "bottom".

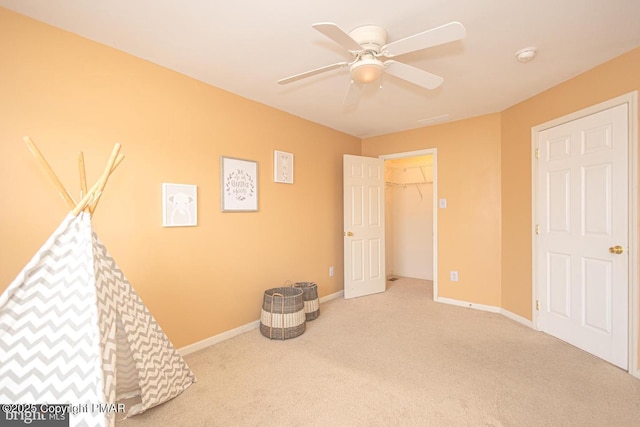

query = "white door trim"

[
  {"left": 379, "top": 149, "right": 438, "bottom": 302},
  {"left": 531, "top": 91, "right": 639, "bottom": 377}
]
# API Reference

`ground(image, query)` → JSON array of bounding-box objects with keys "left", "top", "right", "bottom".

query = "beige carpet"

[{"left": 118, "top": 277, "right": 640, "bottom": 426}]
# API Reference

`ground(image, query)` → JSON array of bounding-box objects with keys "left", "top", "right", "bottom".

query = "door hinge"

[
  {"left": 535, "top": 224, "right": 540, "bottom": 235},
  {"left": 536, "top": 300, "right": 540, "bottom": 311},
  {"left": 535, "top": 148, "right": 540, "bottom": 159}
]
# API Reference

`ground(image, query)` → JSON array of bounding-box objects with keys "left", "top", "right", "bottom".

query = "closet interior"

[{"left": 384, "top": 155, "right": 434, "bottom": 281}]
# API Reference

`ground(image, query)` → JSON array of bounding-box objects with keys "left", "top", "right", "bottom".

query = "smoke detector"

[{"left": 515, "top": 47, "right": 537, "bottom": 63}]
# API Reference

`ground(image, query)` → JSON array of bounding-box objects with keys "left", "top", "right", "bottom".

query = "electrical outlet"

[
  {"left": 450, "top": 271, "right": 459, "bottom": 282},
  {"left": 329, "top": 266, "right": 334, "bottom": 277}
]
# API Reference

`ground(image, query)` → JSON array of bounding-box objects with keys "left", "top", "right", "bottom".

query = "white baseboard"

[
  {"left": 320, "top": 290, "right": 343, "bottom": 303},
  {"left": 436, "top": 297, "right": 534, "bottom": 328},
  {"left": 435, "top": 296, "right": 501, "bottom": 313},
  {"left": 179, "top": 290, "right": 345, "bottom": 356},
  {"left": 500, "top": 308, "right": 533, "bottom": 328},
  {"left": 179, "top": 320, "right": 261, "bottom": 356}
]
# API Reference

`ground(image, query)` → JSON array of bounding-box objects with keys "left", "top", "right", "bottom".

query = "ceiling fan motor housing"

[
  {"left": 348, "top": 25, "right": 388, "bottom": 84},
  {"left": 348, "top": 25, "right": 388, "bottom": 53}
]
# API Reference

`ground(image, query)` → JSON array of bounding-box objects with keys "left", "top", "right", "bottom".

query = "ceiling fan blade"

[
  {"left": 381, "top": 21, "right": 466, "bottom": 57},
  {"left": 312, "top": 22, "right": 364, "bottom": 52},
  {"left": 384, "top": 60, "right": 444, "bottom": 90},
  {"left": 278, "top": 62, "right": 349, "bottom": 84},
  {"left": 343, "top": 81, "right": 363, "bottom": 109}
]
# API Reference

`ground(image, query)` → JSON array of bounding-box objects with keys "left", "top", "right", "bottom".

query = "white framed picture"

[
  {"left": 221, "top": 156, "right": 258, "bottom": 212},
  {"left": 274, "top": 150, "right": 294, "bottom": 184},
  {"left": 162, "top": 183, "right": 197, "bottom": 227}
]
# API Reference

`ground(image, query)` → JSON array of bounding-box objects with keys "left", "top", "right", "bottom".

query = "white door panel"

[
  {"left": 344, "top": 155, "right": 385, "bottom": 299},
  {"left": 547, "top": 251, "right": 571, "bottom": 318},
  {"left": 537, "top": 103, "right": 628, "bottom": 368}
]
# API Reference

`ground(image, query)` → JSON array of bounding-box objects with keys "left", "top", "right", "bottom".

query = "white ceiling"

[{"left": 2, "top": 0, "right": 640, "bottom": 138}]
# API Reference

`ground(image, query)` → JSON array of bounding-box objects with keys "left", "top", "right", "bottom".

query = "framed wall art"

[
  {"left": 274, "top": 150, "right": 294, "bottom": 184},
  {"left": 162, "top": 183, "right": 197, "bottom": 227},
  {"left": 220, "top": 156, "right": 258, "bottom": 212}
]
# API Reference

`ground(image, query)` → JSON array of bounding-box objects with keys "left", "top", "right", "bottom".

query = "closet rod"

[{"left": 385, "top": 182, "right": 425, "bottom": 200}]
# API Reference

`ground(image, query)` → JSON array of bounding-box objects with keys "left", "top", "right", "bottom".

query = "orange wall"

[
  {"left": 362, "top": 114, "right": 502, "bottom": 306},
  {"left": 0, "top": 8, "right": 360, "bottom": 348},
  {"left": 2, "top": 6, "right": 639, "bottom": 360},
  {"left": 501, "top": 47, "right": 640, "bottom": 320}
]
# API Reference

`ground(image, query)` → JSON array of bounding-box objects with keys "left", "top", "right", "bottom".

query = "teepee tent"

[{"left": 0, "top": 138, "right": 196, "bottom": 426}]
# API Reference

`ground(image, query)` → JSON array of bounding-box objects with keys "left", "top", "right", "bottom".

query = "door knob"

[
  {"left": 609, "top": 245, "right": 624, "bottom": 255},
  {"left": 345, "top": 231, "right": 354, "bottom": 237}
]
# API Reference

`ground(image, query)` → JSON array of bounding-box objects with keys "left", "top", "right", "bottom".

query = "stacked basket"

[
  {"left": 260, "top": 281, "right": 320, "bottom": 340},
  {"left": 293, "top": 281, "right": 320, "bottom": 321}
]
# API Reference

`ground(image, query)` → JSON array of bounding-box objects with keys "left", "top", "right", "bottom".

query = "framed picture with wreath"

[{"left": 220, "top": 156, "right": 258, "bottom": 212}]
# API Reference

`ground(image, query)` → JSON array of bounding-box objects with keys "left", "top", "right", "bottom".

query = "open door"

[{"left": 343, "top": 154, "right": 386, "bottom": 298}]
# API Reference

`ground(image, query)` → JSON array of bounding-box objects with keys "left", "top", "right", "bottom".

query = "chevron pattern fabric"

[
  {"left": 0, "top": 213, "right": 195, "bottom": 426},
  {"left": 92, "top": 231, "right": 196, "bottom": 415},
  {"left": 0, "top": 213, "right": 107, "bottom": 426}
]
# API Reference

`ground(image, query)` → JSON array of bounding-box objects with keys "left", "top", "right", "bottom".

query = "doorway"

[{"left": 381, "top": 149, "right": 438, "bottom": 300}]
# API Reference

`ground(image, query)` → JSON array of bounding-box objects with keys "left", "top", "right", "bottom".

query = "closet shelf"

[
  {"left": 385, "top": 181, "right": 431, "bottom": 199},
  {"left": 385, "top": 164, "right": 432, "bottom": 200},
  {"left": 385, "top": 181, "right": 433, "bottom": 186}
]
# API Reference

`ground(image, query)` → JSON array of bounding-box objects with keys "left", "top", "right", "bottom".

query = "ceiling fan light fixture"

[{"left": 350, "top": 58, "right": 384, "bottom": 84}]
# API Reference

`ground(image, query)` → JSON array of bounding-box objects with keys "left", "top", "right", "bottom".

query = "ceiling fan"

[{"left": 278, "top": 21, "right": 466, "bottom": 106}]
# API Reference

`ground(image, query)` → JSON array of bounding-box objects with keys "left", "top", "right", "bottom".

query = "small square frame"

[
  {"left": 274, "top": 150, "right": 294, "bottom": 184},
  {"left": 221, "top": 156, "right": 258, "bottom": 212}
]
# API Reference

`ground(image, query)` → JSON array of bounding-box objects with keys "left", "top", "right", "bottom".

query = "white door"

[
  {"left": 343, "top": 154, "right": 386, "bottom": 299},
  {"left": 536, "top": 103, "right": 629, "bottom": 368}
]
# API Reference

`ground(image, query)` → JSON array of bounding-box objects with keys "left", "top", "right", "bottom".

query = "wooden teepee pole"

[
  {"left": 89, "top": 153, "right": 124, "bottom": 214},
  {"left": 78, "top": 152, "right": 88, "bottom": 199},
  {"left": 24, "top": 137, "right": 76, "bottom": 209},
  {"left": 72, "top": 143, "right": 122, "bottom": 216},
  {"left": 78, "top": 151, "right": 125, "bottom": 214}
]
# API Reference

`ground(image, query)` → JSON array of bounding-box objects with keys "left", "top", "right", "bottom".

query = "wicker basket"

[
  {"left": 260, "top": 287, "right": 306, "bottom": 340},
  {"left": 294, "top": 282, "right": 320, "bottom": 321}
]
